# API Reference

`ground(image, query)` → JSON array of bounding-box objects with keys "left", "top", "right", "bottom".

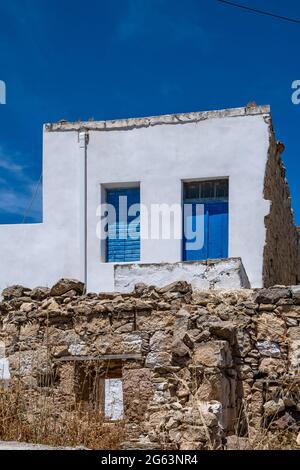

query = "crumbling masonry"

[
  {"left": 263, "top": 130, "right": 300, "bottom": 287},
  {"left": 1, "top": 279, "right": 300, "bottom": 449}
]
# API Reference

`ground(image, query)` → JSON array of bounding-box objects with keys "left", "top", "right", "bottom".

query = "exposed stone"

[
  {"left": 256, "top": 340, "right": 281, "bottom": 358},
  {"left": 258, "top": 358, "right": 286, "bottom": 378},
  {"left": 2, "top": 285, "right": 31, "bottom": 300},
  {"left": 226, "top": 435, "right": 252, "bottom": 450},
  {"left": 254, "top": 288, "right": 291, "bottom": 304},
  {"left": 171, "top": 339, "right": 191, "bottom": 357},
  {"left": 263, "top": 399, "right": 285, "bottom": 418},
  {"left": 256, "top": 313, "right": 286, "bottom": 342},
  {"left": 158, "top": 281, "right": 191, "bottom": 294},
  {"left": 50, "top": 279, "right": 85, "bottom": 297},
  {"left": 287, "top": 327, "right": 300, "bottom": 341},
  {"left": 1, "top": 283, "right": 300, "bottom": 450},
  {"left": 209, "top": 321, "right": 236, "bottom": 345},
  {"left": 289, "top": 340, "right": 300, "bottom": 370},
  {"left": 30, "top": 287, "right": 50, "bottom": 301},
  {"left": 291, "top": 286, "right": 300, "bottom": 306},
  {"left": 271, "top": 412, "right": 296, "bottom": 431},
  {"left": 193, "top": 341, "right": 232, "bottom": 368}
]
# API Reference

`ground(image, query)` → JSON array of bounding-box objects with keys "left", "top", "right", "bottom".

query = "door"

[{"left": 183, "top": 180, "right": 228, "bottom": 261}]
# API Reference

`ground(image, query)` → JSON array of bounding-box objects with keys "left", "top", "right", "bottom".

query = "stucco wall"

[
  {"left": 114, "top": 258, "right": 250, "bottom": 293},
  {"left": 0, "top": 106, "right": 274, "bottom": 293},
  {"left": 86, "top": 108, "right": 270, "bottom": 291}
]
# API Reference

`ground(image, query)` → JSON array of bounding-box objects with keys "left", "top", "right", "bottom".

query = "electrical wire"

[
  {"left": 21, "top": 172, "right": 43, "bottom": 224},
  {"left": 217, "top": 0, "right": 300, "bottom": 24}
]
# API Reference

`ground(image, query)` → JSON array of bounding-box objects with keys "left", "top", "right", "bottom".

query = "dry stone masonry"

[
  {"left": 263, "top": 134, "right": 299, "bottom": 287},
  {"left": 1, "top": 279, "right": 300, "bottom": 449}
]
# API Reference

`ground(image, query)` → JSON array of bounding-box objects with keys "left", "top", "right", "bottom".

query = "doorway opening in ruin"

[{"left": 74, "top": 360, "right": 124, "bottom": 421}]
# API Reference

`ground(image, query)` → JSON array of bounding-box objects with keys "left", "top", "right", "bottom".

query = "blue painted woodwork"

[
  {"left": 106, "top": 188, "right": 140, "bottom": 262},
  {"left": 183, "top": 200, "right": 228, "bottom": 261}
]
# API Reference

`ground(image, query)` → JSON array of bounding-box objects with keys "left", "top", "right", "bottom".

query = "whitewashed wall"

[{"left": 0, "top": 106, "right": 271, "bottom": 293}]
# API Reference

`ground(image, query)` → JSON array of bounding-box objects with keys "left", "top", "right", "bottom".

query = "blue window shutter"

[
  {"left": 183, "top": 200, "right": 228, "bottom": 261},
  {"left": 106, "top": 188, "right": 140, "bottom": 262}
]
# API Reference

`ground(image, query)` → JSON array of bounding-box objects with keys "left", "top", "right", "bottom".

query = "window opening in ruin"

[
  {"left": 74, "top": 360, "right": 124, "bottom": 421},
  {"left": 37, "top": 367, "right": 60, "bottom": 388}
]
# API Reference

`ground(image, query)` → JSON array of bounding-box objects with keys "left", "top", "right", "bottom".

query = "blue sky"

[{"left": 0, "top": 0, "right": 300, "bottom": 224}]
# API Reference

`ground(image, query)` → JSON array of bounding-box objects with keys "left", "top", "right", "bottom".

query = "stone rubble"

[{"left": 0, "top": 279, "right": 300, "bottom": 450}]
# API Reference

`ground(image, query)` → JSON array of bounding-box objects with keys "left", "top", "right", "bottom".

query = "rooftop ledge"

[{"left": 44, "top": 104, "right": 271, "bottom": 132}]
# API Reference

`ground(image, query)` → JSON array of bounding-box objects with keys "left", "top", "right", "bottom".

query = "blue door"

[
  {"left": 183, "top": 180, "right": 228, "bottom": 261},
  {"left": 106, "top": 187, "right": 140, "bottom": 262},
  {"left": 207, "top": 201, "right": 229, "bottom": 259}
]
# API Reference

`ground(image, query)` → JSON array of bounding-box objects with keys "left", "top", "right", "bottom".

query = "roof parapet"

[{"left": 44, "top": 104, "right": 271, "bottom": 132}]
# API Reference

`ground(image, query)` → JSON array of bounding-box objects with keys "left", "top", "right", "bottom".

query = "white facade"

[{"left": 0, "top": 105, "right": 272, "bottom": 293}]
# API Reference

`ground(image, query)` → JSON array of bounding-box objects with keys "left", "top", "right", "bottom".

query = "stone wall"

[
  {"left": 1, "top": 279, "right": 300, "bottom": 450},
  {"left": 298, "top": 227, "right": 300, "bottom": 284},
  {"left": 263, "top": 134, "right": 299, "bottom": 287}
]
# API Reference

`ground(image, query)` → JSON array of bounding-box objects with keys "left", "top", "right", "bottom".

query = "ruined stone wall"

[
  {"left": 298, "top": 228, "right": 300, "bottom": 285},
  {"left": 1, "top": 279, "right": 300, "bottom": 450},
  {"left": 263, "top": 135, "right": 299, "bottom": 287}
]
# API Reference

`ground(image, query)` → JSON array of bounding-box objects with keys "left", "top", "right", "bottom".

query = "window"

[
  {"left": 184, "top": 179, "right": 228, "bottom": 201},
  {"left": 183, "top": 179, "right": 229, "bottom": 261},
  {"left": 106, "top": 187, "right": 140, "bottom": 263},
  {"left": 75, "top": 361, "right": 124, "bottom": 421}
]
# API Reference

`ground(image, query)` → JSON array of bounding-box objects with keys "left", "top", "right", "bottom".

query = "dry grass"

[{"left": 0, "top": 383, "right": 124, "bottom": 449}]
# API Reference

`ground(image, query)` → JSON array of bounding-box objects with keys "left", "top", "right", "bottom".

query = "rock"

[
  {"left": 2, "top": 285, "right": 31, "bottom": 300},
  {"left": 135, "top": 299, "right": 152, "bottom": 311},
  {"left": 257, "top": 313, "right": 286, "bottom": 342},
  {"left": 258, "top": 358, "right": 286, "bottom": 378},
  {"left": 271, "top": 412, "right": 296, "bottom": 431},
  {"left": 179, "top": 441, "right": 203, "bottom": 450},
  {"left": 149, "top": 331, "right": 172, "bottom": 352},
  {"left": 291, "top": 285, "right": 300, "bottom": 305},
  {"left": 288, "top": 340, "right": 300, "bottom": 370},
  {"left": 297, "top": 432, "right": 300, "bottom": 447},
  {"left": 254, "top": 288, "right": 290, "bottom": 304},
  {"left": 19, "top": 323, "right": 40, "bottom": 340},
  {"left": 45, "top": 298, "right": 61, "bottom": 313},
  {"left": 235, "top": 330, "right": 252, "bottom": 357},
  {"left": 50, "top": 279, "right": 84, "bottom": 297},
  {"left": 279, "top": 305, "right": 300, "bottom": 318},
  {"left": 68, "top": 343, "right": 87, "bottom": 356},
  {"left": 287, "top": 326, "right": 300, "bottom": 341},
  {"left": 30, "top": 287, "right": 50, "bottom": 300},
  {"left": 258, "top": 304, "right": 274, "bottom": 312},
  {"left": 171, "top": 338, "right": 191, "bottom": 357},
  {"left": 134, "top": 283, "right": 148, "bottom": 295},
  {"left": 263, "top": 399, "right": 285, "bottom": 417},
  {"left": 256, "top": 340, "right": 281, "bottom": 358},
  {"left": 20, "top": 302, "right": 34, "bottom": 313},
  {"left": 158, "top": 281, "right": 191, "bottom": 294},
  {"left": 145, "top": 352, "right": 172, "bottom": 369},
  {"left": 226, "top": 435, "right": 251, "bottom": 450},
  {"left": 0, "top": 301, "right": 11, "bottom": 314},
  {"left": 181, "top": 425, "right": 208, "bottom": 442},
  {"left": 209, "top": 321, "right": 236, "bottom": 345},
  {"left": 193, "top": 341, "right": 232, "bottom": 368}
]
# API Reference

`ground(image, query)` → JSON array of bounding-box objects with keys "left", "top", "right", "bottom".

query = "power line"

[
  {"left": 21, "top": 172, "right": 42, "bottom": 224},
  {"left": 217, "top": 0, "right": 300, "bottom": 24}
]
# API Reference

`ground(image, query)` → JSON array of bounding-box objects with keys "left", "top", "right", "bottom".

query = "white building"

[{"left": 0, "top": 104, "right": 298, "bottom": 293}]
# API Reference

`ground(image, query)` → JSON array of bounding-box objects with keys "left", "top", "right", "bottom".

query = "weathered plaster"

[
  {"left": 0, "top": 105, "right": 285, "bottom": 292},
  {"left": 114, "top": 258, "right": 250, "bottom": 293}
]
